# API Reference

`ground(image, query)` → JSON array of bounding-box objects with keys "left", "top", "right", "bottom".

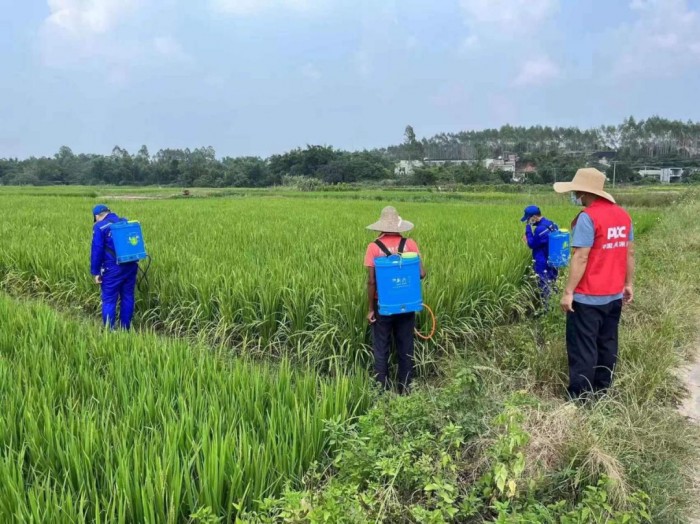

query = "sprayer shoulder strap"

[
  {"left": 398, "top": 237, "right": 407, "bottom": 254},
  {"left": 101, "top": 218, "right": 119, "bottom": 257},
  {"left": 374, "top": 239, "right": 391, "bottom": 257},
  {"left": 374, "top": 237, "right": 407, "bottom": 257}
]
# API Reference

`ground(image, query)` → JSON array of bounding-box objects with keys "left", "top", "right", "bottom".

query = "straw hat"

[
  {"left": 366, "top": 206, "right": 414, "bottom": 233},
  {"left": 553, "top": 168, "right": 615, "bottom": 203}
]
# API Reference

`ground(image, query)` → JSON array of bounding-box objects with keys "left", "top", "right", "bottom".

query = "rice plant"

[{"left": 0, "top": 294, "right": 368, "bottom": 522}]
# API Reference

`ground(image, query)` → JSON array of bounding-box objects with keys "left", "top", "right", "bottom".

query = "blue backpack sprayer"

[
  {"left": 373, "top": 238, "right": 436, "bottom": 340},
  {"left": 547, "top": 227, "right": 571, "bottom": 268},
  {"left": 107, "top": 220, "right": 152, "bottom": 293}
]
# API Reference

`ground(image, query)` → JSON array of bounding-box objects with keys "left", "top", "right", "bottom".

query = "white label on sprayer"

[{"left": 392, "top": 277, "right": 409, "bottom": 288}]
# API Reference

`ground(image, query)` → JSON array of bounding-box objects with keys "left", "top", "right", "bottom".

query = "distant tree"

[
  {"left": 222, "top": 157, "right": 271, "bottom": 187},
  {"left": 496, "top": 170, "right": 512, "bottom": 184},
  {"left": 404, "top": 125, "right": 425, "bottom": 161},
  {"left": 611, "top": 163, "right": 639, "bottom": 184},
  {"left": 153, "top": 149, "right": 186, "bottom": 185},
  {"left": 412, "top": 166, "right": 437, "bottom": 186},
  {"left": 134, "top": 145, "right": 151, "bottom": 184},
  {"left": 269, "top": 145, "right": 338, "bottom": 178}
]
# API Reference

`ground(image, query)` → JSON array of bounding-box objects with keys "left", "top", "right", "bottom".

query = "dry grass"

[{"left": 521, "top": 403, "right": 584, "bottom": 475}]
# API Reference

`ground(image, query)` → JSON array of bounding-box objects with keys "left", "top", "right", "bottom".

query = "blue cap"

[
  {"left": 520, "top": 205, "right": 541, "bottom": 222},
  {"left": 92, "top": 204, "right": 109, "bottom": 219},
  {"left": 92, "top": 204, "right": 109, "bottom": 215}
]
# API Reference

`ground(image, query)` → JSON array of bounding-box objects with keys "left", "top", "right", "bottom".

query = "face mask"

[{"left": 571, "top": 193, "right": 583, "bottom": 206}]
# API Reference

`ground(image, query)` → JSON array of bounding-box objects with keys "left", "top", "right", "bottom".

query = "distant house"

[
  {"left": 513, "top": 162, "right": 537, "bottom": 183},
  {"left": 638, "top": 168, "right": 662, "bottom": 179},
  {"left": 661, "top": 167, "right": 683, "bottom": 183},
  {"left": 637, "top": 167, "right": 683, "bottom": 183},
  {"left": 484, "top": 154, "right": 517, "bottom": 174}
]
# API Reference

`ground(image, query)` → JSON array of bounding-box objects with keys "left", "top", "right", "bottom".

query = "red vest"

[{"left": 572, "top": 199, "right": 631, "bottom": 296}]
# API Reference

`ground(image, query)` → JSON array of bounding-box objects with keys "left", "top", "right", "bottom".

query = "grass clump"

[{"left": 238, "top": 376, "right": 653, "bottom": 523}]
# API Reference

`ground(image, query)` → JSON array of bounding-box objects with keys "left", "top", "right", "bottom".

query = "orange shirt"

[{"left": 364, "top": 233, "right": 420, "bottom": 268}]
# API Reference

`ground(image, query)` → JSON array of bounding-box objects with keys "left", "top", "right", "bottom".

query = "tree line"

[
  {"left": 384, "top": 117, "right": 700, "bottom": 162},
  {"left": 0, "top": 145, "right": 393, "bottom": 187},
  {"left": 1, "top": 116, "right": 698, "bottom": 187}
]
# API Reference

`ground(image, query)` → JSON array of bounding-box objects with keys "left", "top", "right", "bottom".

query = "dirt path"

[
  {"left": 681, "top": 337, "right": 700, "bottom": 523},
  {"left": 101, "top": 195, "right": 167, "bottom": 200},
  {"left": 681, "top": 358, "right": 700, "bottom": 422}
]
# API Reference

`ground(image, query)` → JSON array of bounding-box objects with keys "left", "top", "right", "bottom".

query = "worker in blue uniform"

[
  {"left": 521, "top": 205, "right": 559, "bottom": 308},
  {"left": 91, "top": 204, "right": 139, "bottom": 330}
]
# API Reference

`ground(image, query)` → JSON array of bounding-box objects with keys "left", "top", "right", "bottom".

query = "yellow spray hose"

[
  {"left": 386, "top": 253, "right": 436, "bottom": 340},
  {"left": 414, "top": 303, "right": 436, "bottom": 341}
]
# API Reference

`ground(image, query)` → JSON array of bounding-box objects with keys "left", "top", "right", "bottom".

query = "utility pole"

[{"left": 612, "top": 161, "right": 617, "bottom": 188}]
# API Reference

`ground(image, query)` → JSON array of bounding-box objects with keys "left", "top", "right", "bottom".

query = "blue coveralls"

[
  {"left": 525, "top": 217, "right": 559, "bottom": 306},
  {"left": 90, "top": 213, "right": 139, "bottom": 330}
]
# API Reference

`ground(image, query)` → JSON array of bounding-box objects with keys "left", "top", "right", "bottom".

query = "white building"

[
  {"left": 484, "top": 155, "right": 516, "bottom": 174},
  {"left": 394, "top": 160, "right": 423, "bottom": 176},
  {"left": 637, "top": 167, "right": 683, "bottom": 183},
  {"left": 661, "top": 167, "right": 683, "bottom": 183},
  {"left": 638, "top": 168, "right": 662, "bottom": 179}
]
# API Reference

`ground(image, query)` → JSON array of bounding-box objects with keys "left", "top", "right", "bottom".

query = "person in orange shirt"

[{"left": 364, "top": 206, "right": 426, "bottom": 393}]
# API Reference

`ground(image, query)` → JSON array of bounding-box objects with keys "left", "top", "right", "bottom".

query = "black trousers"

[
  {"left": 566, "top": 299, "right": 622, "bottom": 398},
  {"left": 372, "top": 309, "right": 415, "bottom": 393}
]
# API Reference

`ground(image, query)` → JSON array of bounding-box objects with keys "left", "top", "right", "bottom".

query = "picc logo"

[{"left": 607, "top": 226, "right": 627, "bottom": 240}]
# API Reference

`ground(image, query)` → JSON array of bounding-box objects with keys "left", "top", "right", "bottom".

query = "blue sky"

[{"left": 1, "top": 0, "right": 700, "bottom": 158}]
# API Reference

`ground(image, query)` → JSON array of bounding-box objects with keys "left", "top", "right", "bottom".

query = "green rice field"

[{"left": 0, "top": 186, "right": 664, "bottom": 521}]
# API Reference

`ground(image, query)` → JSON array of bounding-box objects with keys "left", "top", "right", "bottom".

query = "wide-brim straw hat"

[
  {"left": 553, "top": 168, "right": 616, "bottom": 203},
  {"left": 366, "top": 206, "right": 414, "bottom": 233}
]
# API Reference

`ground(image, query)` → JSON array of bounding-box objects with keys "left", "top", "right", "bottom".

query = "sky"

[{"left": 1, "top": 0, "right": 700, "bottom": 159}]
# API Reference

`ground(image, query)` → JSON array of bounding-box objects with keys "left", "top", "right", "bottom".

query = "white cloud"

[
  {"left": 45, "top": 0, "right": 141, "bottom": 35},
  {"left": 300, "top": 63, "right": 322, "bottom": 81},
  {"left": 40, "top": 1, "right": 192, "bottom": 77},
  {"left": 514, "top": 56, "right": 560, "bottom": 86},
  {"left": 40, "top": 0, "right": 145, "bottom": 69},
  {"left": 211, "top": 0, "right": 322, "bottom": 16},
  {"left": 614, "top": 0, "right": 700, "bottom": 76},
  {"left": 459, "top": 0, "right": 558, "bottom": 36}
]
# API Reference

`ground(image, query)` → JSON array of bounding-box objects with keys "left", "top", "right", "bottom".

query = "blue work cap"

[
  {"left": 520, "top": 205, "right": 541, "bottom": 222},
  {"left": 92, "top": 204, "right": 110, "bottom": 220}
]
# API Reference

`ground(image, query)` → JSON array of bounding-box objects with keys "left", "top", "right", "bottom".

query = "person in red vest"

[{"left": 554, "top": 168, "right": 635, "bottom": 399}]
